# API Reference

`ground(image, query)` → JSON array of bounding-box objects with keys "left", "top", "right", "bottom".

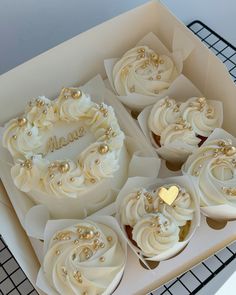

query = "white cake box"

[{"left": 0, "top": 1, "right": 236, "bottom": 294}]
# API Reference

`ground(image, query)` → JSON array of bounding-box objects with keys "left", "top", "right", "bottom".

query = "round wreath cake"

[{"left": 2, "top": 87, "right": 129, "bottom": 218}]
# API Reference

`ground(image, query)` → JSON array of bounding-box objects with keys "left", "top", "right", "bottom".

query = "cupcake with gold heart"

[
  {"left": 36, "top": 216, "right": 127, "bottom": 295},
  {"left": 117, "top": 176, "right": 200, "bottom": 262},
  {"left": 2, "top": 86, "right": 129, "bottom": 219},
  {"left": 183, "top": 128, "right": 236, "bottom": 220},
  {"left": 138, "top": 96, "right": 223, "bottom": 166}
]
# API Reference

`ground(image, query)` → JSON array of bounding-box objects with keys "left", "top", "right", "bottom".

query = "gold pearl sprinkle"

[
  {"left": 137, "top": 48, "right": 145, "bottom": 53},
  {"left": 156, "top": 75, "right": 161, "bottom": 80},
  {"left": 85, "top": 254, "right": 91, "bottom": 259},
  {"left": 83, "top": 292, "right": 88, "bottom": 295},
  {"left": 95, "top": 232, "right": 100, "bottom": 237},
  {"left": 12, "top": 135, "right": 17, "bottom": 140},
  {"left": 95, "top": 159, "right": 100, "bottom": 165},
  {"left": 55, "top": 250, "right": 61, "bottom": 256},
  {"left": 49, "top": 174, "right": 54, "bottom": 179},
  {"left": 224, "top": 146, "right": 236, "bottom": 156},
  {"left": 58, "top": 162, "right": 70, "bottom": 173},
  {"left": 71, "top": 90, "right": 82, "bottom": 99},
  {"left": 43, "top": 109, "right": 47, "bottom": 114},
  {"left": 100, "top": 242, "right": 105, "bottom": 248},
  {"left": 70, "top": 177, "right": 75, "bottom": 182},
  {"left": 90, "top": 178, "right": 96, "bottom": 183},
  {"left": 17, "top": 117, "right": 27, "bottom": 127},
  {"left": 99, "top": 256, "right": 105, "bottom": 262},
  {"left": 57, "top": 181, "right": 62, "bottom": 186},
  {"left": 98, "top": 144, "right": 109, "bottom": 154},
  {"left": 107, "top": 236, "right": 112, "bottom": 242},
  {"left": 27, "top": 131, "right": 32, "bottom": 136},
  {"left": 159, "top": 59, "right": 164, "bottom": 64}
]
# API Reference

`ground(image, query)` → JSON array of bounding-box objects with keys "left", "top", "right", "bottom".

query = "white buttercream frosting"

[
  {"left": 132, "top": 213, "right": 179, "bottom": 257},
  {"left": 43, "top": 220, "right": 125, "bottom": 295},
  {"left": 120, "top": 183, "right": 195, "bottom": 257},
  {"left": 184, "top": 139, "right": 236, "bottom": 207},
  {"left": 112, "top": 46, "right": 178, "bottom": 96},
  {"left": 147, "top": 96, "right": 223, "bottom": 163},
  {"left": 3, "top": 87, "right": 126, "bottom": 217}
]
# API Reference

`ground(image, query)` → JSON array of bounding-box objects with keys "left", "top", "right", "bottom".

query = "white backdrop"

[{"left": 0, "top": 0, "right": 235, "bottom": 75}]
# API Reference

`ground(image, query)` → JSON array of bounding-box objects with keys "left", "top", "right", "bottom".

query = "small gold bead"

[
  {"left": 159, "top": 59, "right": 164, "bottom": 64},
  {"left": 99, "top": 256, "right": 105, "bottom": 262},
  {"left": 95, "top": 232, "right": 100, "bottom": 237},
  {"left": 43, "top": 109, "right": 47, "bottom": 114},
  {"left": 58, "top": 162, "right": 70, "bottom": 173},
  {"left": 74, "top": 239, "right": 79, "bottom": 245},
  {"left": 57, "top": 181, "right": 62, "bottom": 186},
  {"left": 70, "top": 177, "right": 75, "bottom": 182},
  {"left": 12, "top": 135, "right": 17, "bottom": 140},
  {"left": 151, "top": 223, "right": 156, "bottom": 227},
  {"left": 156, "top": 75, "right": 161, "bottom": 80},
  {"left": 71, "top": 90, "right": 82, "bottom": 99},
  {"left": 112, "top": 131, "right": 116, "bottom": 137},
  {"left": 49, "top": 174, "right": 54, "bottom": 179},
  {"left": 55, "top": 250, "right": 61, "bottom": 256},
  {"left": 107, "top": 236, "right": 112, "bottom": 242},
  {"left": 137, "top": 48, "right": 145, "bottom": 53},
  {"left": 90, "top": 178, "right": 96, "bottom": 183},
  {"left": 98, "top": 144, "right": 109, "bottom": 154},
  {"left": 100, "top": 242, "right": 105, "bottom": 248},
  {"left": 17, "top": 117, "right": 27, "bottom": 127},
  {"left": 85, "top": 254, "right": 91, "bottom": 259},
  {"left": 27, "top": 131, "right": 32, "bottom": 136},
  {"left": 224, "top": 146, "right": 236, "bottom": 156},
  {"left": 95, "top": 159, "right": 100, "bottom": 165},
  {"left": 83, "top": 292, "right": 88, "bottom": 295}
]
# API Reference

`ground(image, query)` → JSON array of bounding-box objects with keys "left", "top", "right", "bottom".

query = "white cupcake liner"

[
  {"left": 36, "top": 215, "right": 127, "bottom": 295},
  {"left": 115, "top": 175, "right": 200, "bottom": 263},
  {"left": 137, "top": 76, "right": 223, "bottom": 164},
  {"left": 183, "top": 128, "right": 236, "bottom": 220},
  {"left": 104, "top": 29, "right": 195, "bottom": 111}
]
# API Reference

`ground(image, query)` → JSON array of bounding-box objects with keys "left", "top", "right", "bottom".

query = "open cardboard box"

[{"left": 0, "top": 1, "right": 236, "bottom": 294}]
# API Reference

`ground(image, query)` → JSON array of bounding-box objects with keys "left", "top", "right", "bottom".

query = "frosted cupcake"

[
  {"left": 112, "top": 46, "right": 178, "bottom": 98},
  {"left": 119, "top": 177, "right": 199, "bottom": 261},
  {"left": 2, "top": 87, "right": 129, "bottom": 219},
  {"left": 183, "top": 134, "right": 236, "bottom": 220},
  {"left": 146, "top": 96, "right": 223, "bottom": 164},
  {"left": 40, "top": 218, "right": 126, "bottom": 295}
]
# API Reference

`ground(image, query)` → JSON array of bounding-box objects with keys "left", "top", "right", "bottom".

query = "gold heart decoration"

[{"left": 158, "top": 185, "right": 179, "bottom": 205}]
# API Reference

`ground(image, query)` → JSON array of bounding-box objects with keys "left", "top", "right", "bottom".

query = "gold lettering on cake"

[{"left": 46, "top": 127, "right": 85, "bottom": 154}]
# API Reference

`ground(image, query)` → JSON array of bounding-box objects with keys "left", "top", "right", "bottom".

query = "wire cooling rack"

[{"left": 1, "top": 20, "right": 236, "bottom": 295}]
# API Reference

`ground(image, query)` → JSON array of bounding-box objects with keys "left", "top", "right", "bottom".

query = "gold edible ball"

[
  {"left": 98, "top": 144, "right": 109, "bottom": 154},
  {"left": 17, "top": 117, "right": 27, "bottom": 127},
  {"left": 71, "top": 89, "right": 82, "bottom": 99},
  {"left": 198, "top": 97, "right": 206, "bottom": 103},
  {"left": 83, "top": 229, "right": 95, "bottom": 240},
  {"left": 59, "top": 162, "right": 70, "bottom": 173},
  {"left": 224, "top": 145, "right": 236, "bottom": 156}
]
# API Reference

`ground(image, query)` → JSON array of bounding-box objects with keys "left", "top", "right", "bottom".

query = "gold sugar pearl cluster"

[
  {"left": 20, "top": 159, "right": 33, "bottom": 170},
  {"left": 62, "top": 87, "right": 82, "bottom": 99},
  {"left": 175, "top": 117, "right": 192, "bottom": 131},
  {"left": 98, "top": 103, "right": 108, "bottom": 117},
  {"left": 222, "top": 187, "right": 236, "bottom": 196},
  {"left": 150, "top": 215, "right": 170, "bottom": 234}
]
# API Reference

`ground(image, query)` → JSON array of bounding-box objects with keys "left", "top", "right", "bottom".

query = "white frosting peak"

[{"left": 43, "top": 221, "right": 125, "bottom": 295}]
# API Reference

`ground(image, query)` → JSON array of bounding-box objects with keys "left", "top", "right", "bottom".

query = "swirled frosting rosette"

[
  {"left": 36, "top": 216, "right": 126, "bottom": 295},
  {"left": 138, "top": 95, "right": 223, "bottom": 165},
  {"left": 116, "top": 176, "right": 200, "bottom": 262},
  {"left": 183, "top": 128, "right": 236, "bottom": 220},
  {"left": 104, "top": 32, "right": 194, "bottom": 111},
  {"left": 2, "top": 84, "right": 129, "bottom": 219}
]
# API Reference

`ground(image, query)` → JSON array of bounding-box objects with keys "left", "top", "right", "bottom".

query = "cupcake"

[
  {"left": 183, "top": 130, "right": 236, "bottom": 220},
  {"left": 112, "top": 46, "right": 178, "bottom": 98},
  {"left": 2, "top": 87, "right": 129, "bottom": 219},
  {"left": 118, "top": 176, "right": 200, "bottom": 261},
  {"left": 104, "top": 31, "right": 186, "bottom": 112},
  {"left": 140, "top": 96, "right": 223, "bottom": 165},
  {"left": 38, "top": 217, "right": 126, "bottom": 295}
]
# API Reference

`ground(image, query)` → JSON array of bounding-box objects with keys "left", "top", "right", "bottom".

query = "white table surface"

[{"left": 0, "top": 0, "right": 235, "bottom": 294}]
